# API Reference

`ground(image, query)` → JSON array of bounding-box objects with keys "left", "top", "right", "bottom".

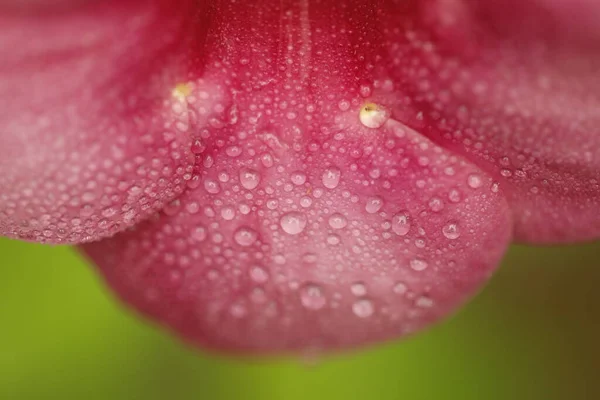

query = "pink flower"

[{"left": 1, "top": 0, "right": 599, "bottom": 353}]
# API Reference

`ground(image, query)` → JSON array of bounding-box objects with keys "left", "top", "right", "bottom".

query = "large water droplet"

[
  {"left": 322, "top": 167, "right": 341, "bottom": 189},
  {"left": 393, "top": 282, "right": 407, "bottom": 294},
  {"left": 250, "top": 266, "right": 269, "bottom": 283},
  {"left": 280, "top": 212, "right": 308, "bottom": 235},
  {"left": 442, "top": 222, "right": 461, "bottom": 239},
  {"left": 291, "top": 171, "right": 307, "bottom": 185},
  {"left": 300, "top": 283, "right": 326, "bottom": 310},
  {"left": 240, "top": 168, "right": 260, "bottom": 190},
  {"left": 204, "top": 179, "right": 221, "bottom": 194},
  {"left": 234, "top": 226, "right": 258, "bottom": 246},
  {"left": 352, "top": 299, "right": 374, "bottom": 318},
  {"left": 328, "top": 213, "right": 348, "bottom": 229},
  {"left": 415, "top": 296, "right": 434, "bottom": 308},
  {"left": 410, "top": 258, "right": 428, "bottom": 271},
  {"left": 467, "top": 173, "right": 483, "bottom": 189},
  {"left": 359, "top": 102, "right": 389, "bottom": 129},
  {"left": 351, "top": 282, "right": 367, "bottom": 296},
  {"left": 365, "top": 196, "right": 384, "bottom": 214},
  {"left": 391, "top": 211, "right": 411, "bottom": 236}
]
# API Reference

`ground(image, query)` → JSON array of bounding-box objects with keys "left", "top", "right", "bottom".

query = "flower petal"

[
  {"left": 376, "top": 0, "right": 600, "bottom": 243},
  {"left": 0, "top": 1, "right": 206, "bottom": 243},
  {"left": 82, "top": 120, "right": 511, "bottom": 352},
  {"left": 82, "top": 0, "right": 512, "bottom": 352}
]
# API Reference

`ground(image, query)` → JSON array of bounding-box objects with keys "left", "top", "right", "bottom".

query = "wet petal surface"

[
  {"left": 3, "top": 0, "right": 598, "bottom": 352},
  {"left": 0, "top": 1, "right": 206, "bottom": 243},
  {"left": 84, "top": 0, "right": 511, "bottom": 352}
]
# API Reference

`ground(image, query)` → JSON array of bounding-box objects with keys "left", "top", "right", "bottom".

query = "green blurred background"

[{"left": 1, "top": 238, "right": 599, "bottom": 400}]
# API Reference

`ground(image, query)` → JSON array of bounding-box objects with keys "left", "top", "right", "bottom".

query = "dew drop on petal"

[
  {"left": 233, "top": 226, "right": 258, "bottom": 246},
  {"left": 291, "top": 171, "right": 307, "bottom": 185},
  {"left": 359, "top": 102, "right": 389, "bottom": 129},
  {"left": 249, "top": 266, "right": 269, "bottom": 283},
  {"left": 328, "top": 213, "right": 348, "bottom": 229},
  {"left": 442, "top": 222, "right": 461, "bottom": 239},
  {"left": 391, "top": 211, "right": 411, "bottom": 236},
  {"left": 322, "top": 167, "right": 341, "bottom": 189},
  {"left": 300, "top": 283, "right": 326, "bottom": 310},
  {"left": 393, "top": 282, "right": 407, "bottom": 295},
  {"left": 467, "top": 173, "right": 483, "bottom": 189},
  {"left": 239, "top": 168, "right": 261, "bottom": 190},
  {"left": 365, "top": 196, "right": 384, "bottom": 214},
  {"left": 351, "top": 282, "right": 367, "bottom": 296},
  {"left": 280, "top": 211, "right": 307, "bottom": 235},
  {"left": 410, "top": 258, "right": 428, "bottom": 271},
  {"left": 352, "top": 299, "right": 374, "bottom": 318}
]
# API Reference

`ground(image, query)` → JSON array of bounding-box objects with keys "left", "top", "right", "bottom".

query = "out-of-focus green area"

[{"left": 0, "top": 238, "right": 598, "bottom": 400}]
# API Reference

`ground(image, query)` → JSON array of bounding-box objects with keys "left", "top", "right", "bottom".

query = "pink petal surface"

[
  {"left": 84, "top": 0, "right": 512, "bottom": 352},
  {"left": 2, "top": 0, "right": 598, "bottom": 352},
  {"left": 378, "top": 0, "right": 600, "bottom": 242},
  {"left": 0, "top": 1, "right": 206, "bottom": 243}
]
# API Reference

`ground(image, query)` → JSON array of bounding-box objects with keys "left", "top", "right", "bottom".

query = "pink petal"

[
  {"left": 0, "top": 1, "right": 206, "bottom": 243},
  {"left": 83, "top": 0, "right": 512, "bottom": 352},
  {"left": 83, "top": 124, "right": 511, "bottom": 352},
  {"left": 379, "top": 0, "right": 600, "bottom": 242}
]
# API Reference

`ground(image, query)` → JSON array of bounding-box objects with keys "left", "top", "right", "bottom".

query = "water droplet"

[
  {"left": 225, "top": 145, "right": 242, "bottom": 157},
  {"left": 229, "top": 302, "right": 247, "bottom": 318},
  {"left": 338, "top": 100, "right": 351, "bottom": 111},
  {"left": 415, "top": 296, "right": 434, "bottom": 308},
  {"left": 442, "top": 222, "right": 460, "bottom": 239},
  {"left": 261, "top": 153, "right": 274, "bottom": 168},
  {"left": 467, "top": 173, "right": 483, "bottom": 189},
  {"left": 322, "top": 167, "right": 341, "bottom": 189},
  {"left": 280, "top": 212, "right": 307, "bottom": 235},
  {"left": 300, "top": 283, "right": 326, "bottom": 310},
  {"left": 300, "top": 196, "right": 313, "bottom": 208},
  {"left": 393, "top": 282, "right": 407, "bottom": 294},
  {"left": 328, "top": 213, "right": 348, "bottom": 229},
  {"left": 204, "top": 179, "right": 221, "bottom": 194},
  {"left": 240, "top": 168, "right": 260, "bottom": 190},
  {"left": 234, "top": 226, "right": 258, "bottom": 246},
  {"left": 221, "top": 206, "right": 236, "bottom": 220},
  {"left": 250, "top": 266, "right": 269, "bottom": 283},
  {"left": 327, "top": 234, "right": 341, "bottom": 245},
  {"left": 291, "top": 171, "right": 307, "bottom": 185},
  {"left": 351, "top": 282, "right": 367, "bottom": 296},
  {"left": 352, "top": 299, "right": 374, "bottom": 318},
  {"left": 191, "top": 226, "right": 207, "bottom": 242},
  {"left": 428, "top": 197, "right": 444, "bottom": 212},
  {"left": 391, "top": 212, "right": 411, "bottom": 236},
  {"left": 410, "top": 258, "right": 428, "bottom": 271},
  {"left": 365, "top": 196, "right": 384, "bottom": 214},
  {"left": 359, "top": 102, "right": 389, "bottom": 129}
]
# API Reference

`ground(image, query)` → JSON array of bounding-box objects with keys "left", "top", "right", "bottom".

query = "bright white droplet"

[
  {"left": 280, "top": 212, "right": 307, "bottom": 235},
  {"left": 359, "top": 102, "right": 389, "bottom": 129}
]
